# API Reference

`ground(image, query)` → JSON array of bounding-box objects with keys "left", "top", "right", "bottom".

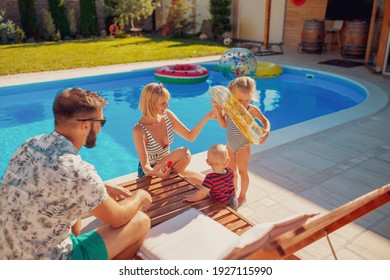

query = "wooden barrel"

[
  {"left": 301, "top": 19, "right": 325, "bottom": 52},
  {"left": 341, "top": 21, "right": 369, "bottom": 58}
]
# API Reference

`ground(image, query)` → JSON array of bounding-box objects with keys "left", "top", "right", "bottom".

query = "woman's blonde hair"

[
  {"left": 228, "top": 76, "right": 256, "bottom": 97},
  {"left": 138, "top": 83, "right": 170, "bottom": 119}
]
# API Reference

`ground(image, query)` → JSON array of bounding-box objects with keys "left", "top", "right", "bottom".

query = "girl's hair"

[
  {"left": 53, "top": 88, "right": 107, "bottom": 125},
  {"left": 228, "top": 76, "right": 256, "bottom": 97},
  {"left": 138, "top": 83, "right": 170, "bottom": 119}
]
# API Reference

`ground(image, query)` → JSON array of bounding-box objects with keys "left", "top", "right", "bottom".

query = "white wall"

[
  {"left": 235, "top": 0, "right": 286, "bottom": 43},
  {"left": 195, "top": 0, "right": 211, "bottom": 33}
]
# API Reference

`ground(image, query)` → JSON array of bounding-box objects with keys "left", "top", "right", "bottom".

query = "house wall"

[
  {"left": 376, "top": 0, "right": 390, "bottom": 71},
  {"left": 232, "top": 0, "right": 285, "bottom": 43},
  {"left": 284, "top": 0, "right": 327, "bottom": 46},
  {"left": 0, "top": 0, "right": 21, "bottom": 27}
]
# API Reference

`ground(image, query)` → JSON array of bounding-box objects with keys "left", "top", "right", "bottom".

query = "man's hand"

[
  {"left": 105, "top": 184, "right": 133, "bottom": 201},
  {"left": 133, "top": 189, "right": 152, "bottom": 212}
]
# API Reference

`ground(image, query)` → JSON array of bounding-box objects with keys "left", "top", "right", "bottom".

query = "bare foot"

[{"left": 238, "top": 197, "right": 247, "bottom": 207}]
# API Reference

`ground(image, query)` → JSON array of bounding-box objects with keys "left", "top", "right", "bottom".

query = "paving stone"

[{"left": 346, "top": 231, "right": 390, "bottom": 259}]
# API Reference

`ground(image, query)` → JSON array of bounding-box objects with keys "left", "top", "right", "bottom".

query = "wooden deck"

[{"left": 118, "top": 173, "right": 254, "bottom": 236}]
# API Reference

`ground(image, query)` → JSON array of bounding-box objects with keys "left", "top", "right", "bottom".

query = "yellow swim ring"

[
  {"left": 210, "top": 86, "right": 263, "bottom": 144},
  {"left": 255, "top": 62, "right": 282, "bottom": 78}
]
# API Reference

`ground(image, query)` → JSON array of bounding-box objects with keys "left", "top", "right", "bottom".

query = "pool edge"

[{"left": 1, "top": 58, "right": 386, "bottom": 183}]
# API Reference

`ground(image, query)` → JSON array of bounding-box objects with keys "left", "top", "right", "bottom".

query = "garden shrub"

[
  {"left": 48, "top": 0, "right": 70, "bottom": 37},
  {"left": 41, "top": 8, "right": 56, "bottom": 41},
  {"left": 79, "top": 0, "right": 99, "bottom": 37},
  {"left": 17, "top": 0, "right": 40, "bottom": 39},
  {"left": 114, "top": 30, "right": 128, "bottom": 38},
  {"left": 0, "top": 9, "right": 25, "bottom": 44},
  {"left": 209, "top": 0, "right": 232, "bottom": 39}
]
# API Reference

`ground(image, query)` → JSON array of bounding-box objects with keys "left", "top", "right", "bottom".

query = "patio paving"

[
  {"left": 237, "top": 45, "right": 390, "bottom": 260},
  {"left": 1, "top": 45, "right": 389, "bottom": 260}
]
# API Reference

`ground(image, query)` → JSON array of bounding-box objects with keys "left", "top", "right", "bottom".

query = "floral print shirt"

[{"left": 0, "top": 131, "right": 108, "bottom": 260}]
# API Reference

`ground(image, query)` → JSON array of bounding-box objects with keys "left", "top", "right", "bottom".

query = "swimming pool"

[{"left": 0, "top": 62, "right": 367, "bottom": 181}]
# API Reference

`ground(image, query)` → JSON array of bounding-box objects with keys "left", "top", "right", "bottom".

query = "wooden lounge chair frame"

[
  {"left": 244, "top": 183, "right": 390, "bottom": 260},
  {"left": 118, "top": 173, "right": 389, "bottom": 260}
]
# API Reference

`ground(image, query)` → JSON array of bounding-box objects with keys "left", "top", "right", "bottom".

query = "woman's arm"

[
  {"left": 132, "top": 125, "right": 171, "bottom": 178},
  {"left": 167, "top": 109, "right": 215, "bottom": 142}
]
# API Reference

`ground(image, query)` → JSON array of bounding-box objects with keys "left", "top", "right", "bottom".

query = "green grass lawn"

[{"left": 0, "top": 35, "right": 228, "bottom": 76}]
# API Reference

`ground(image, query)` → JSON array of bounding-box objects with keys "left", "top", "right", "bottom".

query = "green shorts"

[{"left": 70, "top": 231, "right": 108, "bottom": 260}]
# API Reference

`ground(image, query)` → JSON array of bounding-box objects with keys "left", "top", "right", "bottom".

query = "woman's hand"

[
  {"left": 206, "top": 109, "right": 217, "bottom": 120},
  {"left": 153, "top": 162, "right": 172, "bottom": 179},
  {"left": 105, "top": 184, "right": 133, "bottom": 201},
  {"left": 211, "top": 100, "right": 223, "bottom": 113}
]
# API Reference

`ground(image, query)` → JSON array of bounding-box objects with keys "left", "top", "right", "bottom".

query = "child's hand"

[
  {"left": 183, "top": 195, "right": 198, "bottom": 203},
  {"left": 259, "top": 128, "right": 270, "bottom": 144}
]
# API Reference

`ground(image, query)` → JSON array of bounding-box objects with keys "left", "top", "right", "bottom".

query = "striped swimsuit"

[
  {"left": 135, "top": 114, "right": 175, "bottom": 165},
  {"left": 227, "top": 114, "right": 250, "bottom": 153}
]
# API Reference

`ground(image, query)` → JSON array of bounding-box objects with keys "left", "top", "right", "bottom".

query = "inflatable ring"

[
  {"left": 210, "top": 86, "right": 263, "bottom": 144},
  {"left": 109, "top": 24, "right": 119, "bottom": 35},
  {"left": 255, "top": 62, "right": 282, "bottom": 78},
  {"left": 291, "top": 0, "right": 305, "bottom": 6},
  {"left": 154, "top": 64, "right": 209, "bottom": 84}
]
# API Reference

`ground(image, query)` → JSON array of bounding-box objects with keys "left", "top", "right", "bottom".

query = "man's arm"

[{"left": 90, "top": 189, "right": 152, "bottom": 228}]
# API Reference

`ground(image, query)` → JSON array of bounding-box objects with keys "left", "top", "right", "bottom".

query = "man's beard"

[{"left": 85, "top": 127, "right": 97, "bottom": 148}]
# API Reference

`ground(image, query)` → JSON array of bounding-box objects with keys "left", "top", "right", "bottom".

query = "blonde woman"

[{"left": 133, "top": 82, "right": 215, "bottom": 184}]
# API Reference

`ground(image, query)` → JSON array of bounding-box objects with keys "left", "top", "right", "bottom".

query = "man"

[{"left": 0, "top": 88, "right": 151, "bottom": 260}]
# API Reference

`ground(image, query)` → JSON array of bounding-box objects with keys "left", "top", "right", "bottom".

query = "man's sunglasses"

[{"left": 77, "top": 118, "right": 106, "bottom": 127}]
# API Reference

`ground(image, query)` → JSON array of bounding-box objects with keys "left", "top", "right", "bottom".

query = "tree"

[
  {"left": 17, "top": 0, "right": 40, "bottom": 39},
  {"left": 80, "top": 0, "right": 99, "bottom": 36},
  {"left": 48, "top": 0, "right": 70, "bottom": 37},
  {"left": 164, "top": 0, "right": 196, "bottom": 37},
  {"left": 209, "top": 0, "right": 232, "bottom": 39},
  {"left": 104, "top": 0, "right": 159, "bottom": 30}
]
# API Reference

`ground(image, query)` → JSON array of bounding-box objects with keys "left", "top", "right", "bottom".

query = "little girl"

[{"left": 213, "top": 76, "right": 270, "bottom": 206}]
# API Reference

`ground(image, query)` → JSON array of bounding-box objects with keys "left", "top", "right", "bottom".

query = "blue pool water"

[{"left": 0, "top": 63, "right": 367, "bottom": 180}]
